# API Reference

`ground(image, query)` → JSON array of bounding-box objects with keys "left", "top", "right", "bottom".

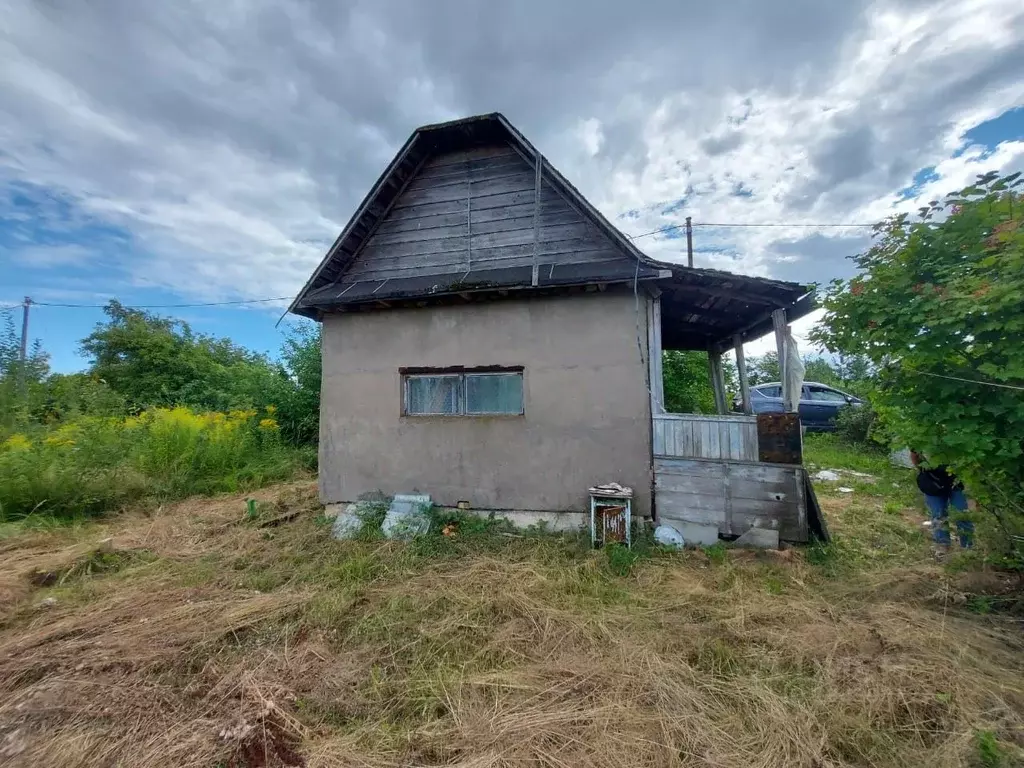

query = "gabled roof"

[
  {"left": 288, "top": 112, "right": 667, "bottom": 318},
  {"left": 288, "top": 112, "right": 815, "bottom": 350}
]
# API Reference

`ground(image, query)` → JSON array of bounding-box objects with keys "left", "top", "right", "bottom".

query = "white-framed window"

[{"left": 402, "top": 368, "right": 524, "bottom": 416}]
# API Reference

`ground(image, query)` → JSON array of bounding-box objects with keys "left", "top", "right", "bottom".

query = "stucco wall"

[{"left": 319, "top": 290, "right": 653, "bottom": 517}]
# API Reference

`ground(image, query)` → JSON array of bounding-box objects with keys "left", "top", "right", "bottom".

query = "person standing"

[{"left": 910, "top": 451, "right": 974, "bottom": 553}]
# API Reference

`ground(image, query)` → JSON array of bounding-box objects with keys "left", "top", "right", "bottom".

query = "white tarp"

[{"left": 784, "top": 327, "right": 805, "bottom": 412}]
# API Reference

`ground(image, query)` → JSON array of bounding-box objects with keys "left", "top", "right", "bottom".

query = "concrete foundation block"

[
  {"left": 734, "top": 526, "right": 781, "bottom": 549},
  {"left": 664, "top": 520, "right": 720, "bottom": 546}
]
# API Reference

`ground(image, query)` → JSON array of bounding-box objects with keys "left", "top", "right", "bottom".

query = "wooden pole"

[
  {"left": 531, "top": 150, "right": 542, "bottom": 287},
  {"left": 646, "top": 294, "right": 664, "bottom": 414},
  {"left": 734, "top": 334, "right": 751, "bottom": 415},
  {"left": 708, "top": 349, "right": 727, "bottom": 415},
  {"left": 685, "top": 216, "right": 693, "bottom": 268},
  {"left": 18, "top": 296, "right": 31, "bottom": 395},
  {"left": 772, "top": 308, "right": 790, "bottom": 411}
]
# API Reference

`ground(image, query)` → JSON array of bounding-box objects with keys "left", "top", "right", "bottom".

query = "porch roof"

[{"left": 655, "top": 265, "right": 815, "bottom": 353}]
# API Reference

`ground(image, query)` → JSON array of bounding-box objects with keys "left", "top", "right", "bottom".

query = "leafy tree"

[
  {"left": 812, "top": 171, "right": 1024, "bottom": 553},
  {"left": 275, "top": 323, "right": 321, "bottom": 446},
  {"left": 747, "top": 352, "right": 780, "bottom": 385},
  {"left": 0, "top": 309, "right": 50, "bottom": 431},
  {"left": 834, "top": 353, "right": 874, "bottom": 392},
  {"left": 80, "top": 301, "right": 291, "bottom": 414},
  {"left": 662, "top": 351, "right": 716, "bottom": 414},
  {"left": 661, "top": 351, "right": 737, "bottom": 414},
  {"left": 802, "top": 357, "right": 842, "bottom": 388},
  {"left": 31, "top": 373, "right": 127, "bottom": 424}
]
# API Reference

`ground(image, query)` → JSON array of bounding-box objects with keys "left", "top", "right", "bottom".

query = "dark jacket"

[{"left": 916, "top": 465, "right": 962, "bottom": 498}]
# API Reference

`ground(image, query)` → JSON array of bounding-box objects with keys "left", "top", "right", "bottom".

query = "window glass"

[
  {"left": 808, "top": 387, "right": 848, "bottom": 403},
  {"left": 465, "top": 373, "right": 523, "bottom": 414},
  {"left": 406, "top": 375, "right": 460, "bottom": 414},
  {"left": 758, "top": 385, "right": 781, "bottom": 398}
]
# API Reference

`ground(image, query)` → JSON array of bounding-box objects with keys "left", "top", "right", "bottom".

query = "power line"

[
  {"left": 695, "top": 222, "right": 877, "bottom": 228},
  {"left": 31, "top": 296, "right": 292, "bottom": 309},
  {"left": 907, "top": 369, "right": 1024, "bottom": 392},
  {"left": 629, "top": 221, "right": 878, "bottom": 239}
]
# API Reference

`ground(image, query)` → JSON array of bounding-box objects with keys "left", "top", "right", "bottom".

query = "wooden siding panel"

[
  {"left": 346, "top": 245, "right": 626, "bottom": 281},
  {"left": 403, "top": 168, "right": 532, "bottom": 195},
  {"left": 395, "top": 174, "right": 536, "bottom": 207},
  {"left": 652, "top": 415, "right": 759, "bottom": 462},
  {"left": 368, "top": 211, "right": 584, "bottom": 248},
  {"left": 380, "top": 191, "right": 573, "bottom": 232},
  {"left": 422, "top": 145, "right": 517, "bottom": 168},
  {"left": 341, "top": 142, "right": 636, "bottom": 283},
  {"left": 654, "top": 457, "right": 806, "bottom": 542},
  {"left": 416, "top": 155, "right": 524, "bottom": 183}
]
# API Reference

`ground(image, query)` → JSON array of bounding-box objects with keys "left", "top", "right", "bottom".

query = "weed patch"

[{"left": 0, "top": 407, "right": 309, "bottom": 521}]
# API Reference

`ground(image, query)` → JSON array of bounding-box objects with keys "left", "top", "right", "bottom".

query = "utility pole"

[
  {"left": 18, "top": 297, "right": 31, "bottom": 394},
  {"left": 685, "top": 216, "right": 694, "bottom": 268},
  {"left": 18, "top": 297, "right": 30, "bottom": 365}
]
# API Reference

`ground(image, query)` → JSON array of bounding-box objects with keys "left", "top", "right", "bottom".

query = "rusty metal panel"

[
  {"left": 600, "top": 505, "right": 628, "bottom": 544},
  {"left": 757, "top": 413, "right": 803, "bottom": 464}
]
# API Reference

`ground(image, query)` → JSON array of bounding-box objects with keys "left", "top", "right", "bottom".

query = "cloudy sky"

[{"left": 2, "top": 0, "right": 1023, "bottom": 369}]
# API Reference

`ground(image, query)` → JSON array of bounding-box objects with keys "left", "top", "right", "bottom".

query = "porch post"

[
  {"left": 708, "top": 348, "right": 728, "bottom": 415},
  {"left": 646, "top": 293, "right": 664, "bottom": 414},
  {"left": 772, "top": 308, "right": 791, "bottom": 411},
  {"left": 734, "top": 334, "right": 752, "bottom": 415}
]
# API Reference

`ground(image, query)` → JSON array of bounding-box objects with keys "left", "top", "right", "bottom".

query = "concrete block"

[
  {"left": 665, "top": 520, "right": 719, "bottom": 546},
  {"left": 734, "top": 526, "right": 780, "bottom": 549}
]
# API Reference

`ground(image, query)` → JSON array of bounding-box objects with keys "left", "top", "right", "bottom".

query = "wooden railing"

[{"left": 652, "top": 413, "right": 759, "bottom": 462}]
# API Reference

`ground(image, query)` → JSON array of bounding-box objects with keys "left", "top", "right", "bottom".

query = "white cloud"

[
  {"left": 0, "top": 0, "right": 1021, "bottom": 328},
  {"left": 9, "top": 243, "right": 98, "bottom": 268}
]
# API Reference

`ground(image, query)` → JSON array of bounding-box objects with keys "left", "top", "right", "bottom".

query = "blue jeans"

[{"left": 924, "top": 489, "right": 973, "bottom": 547}]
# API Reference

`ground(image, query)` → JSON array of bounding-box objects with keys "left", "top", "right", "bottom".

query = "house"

[{"left": 289, "top": 113, "right": 817, "bottom": 542}]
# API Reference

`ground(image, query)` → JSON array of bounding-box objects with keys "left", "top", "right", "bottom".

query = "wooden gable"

[{"left": 343, "top": 143, "right": 632, "bottom": 283}]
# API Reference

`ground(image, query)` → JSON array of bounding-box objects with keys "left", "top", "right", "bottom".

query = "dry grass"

[{"left": 0, "top": 477, "right": 1022, "bottom": 767}]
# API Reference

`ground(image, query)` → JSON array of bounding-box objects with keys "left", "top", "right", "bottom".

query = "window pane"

[
  {"left": 810, "top": 388, "right": 848, "bottom": 402},
  {"left": 406, "top": 376, "right": 460, "bottom": 414},
  {"left": 465, "top": 373, "right": 523, "bottom": 414}
]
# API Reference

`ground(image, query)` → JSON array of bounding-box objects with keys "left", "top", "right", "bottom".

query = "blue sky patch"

[
  {"left": 897, "top": 166, "right": 939, "bottom": 200},
  {"left": 963, "top": 106, "right": 1024, "bottom": 148}
]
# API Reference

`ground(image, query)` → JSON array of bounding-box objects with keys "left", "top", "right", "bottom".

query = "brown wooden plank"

[
  {"left": 375, "top": 210, "right": 470, "bottom": 235},
  {"left": 423, "top": 145, "right": 517, "bottom": 168},
  {"left": 471, "top": 222, "right": 595, "bottom": 249},
  {"left": 354, "top": 234, "right": 469, "bottom": 262},
  {"left": 368, "top": 210, "right": 584, "bottom": 247},
  {"left": 404, "top": 167, "right": 532, "bottom": 194},
  {"left": 344, "top": 244, "right": 629, "bottom": 282},
  {"left": 351, "top": 234, "right": 616, "bottom": 273},
  {"left": 374, "top": 195, "right": 574, "bottom": 235},
  {"left": 416, "top": 155, "right": 525, "bottom": 183},
  {"left": 395, "top": 175, "right": 536, "bottom": 207}
]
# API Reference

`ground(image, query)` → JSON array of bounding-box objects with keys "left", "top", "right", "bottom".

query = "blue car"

[{"left": 733, "top": 381, "right": 864, "bottom": 431}]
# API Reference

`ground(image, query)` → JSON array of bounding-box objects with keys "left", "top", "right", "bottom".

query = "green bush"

[
  {"left": 834, "top": 402, "right": 877, "bottom": 444},
  {"left": 0, "top": 406, "right": 307, "bottom": 520},
  {"left": 812, "top": 172, "right": 1024, "bottom": 559}
]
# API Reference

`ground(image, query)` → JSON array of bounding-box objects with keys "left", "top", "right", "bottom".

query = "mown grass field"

[{"left": 0, "top": 437, "right": 1021, "bottom": 767}]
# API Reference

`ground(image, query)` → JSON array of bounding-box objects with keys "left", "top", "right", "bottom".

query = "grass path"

[{"left": 0, "top": 440, "right": 1021, "bottom": 767}]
